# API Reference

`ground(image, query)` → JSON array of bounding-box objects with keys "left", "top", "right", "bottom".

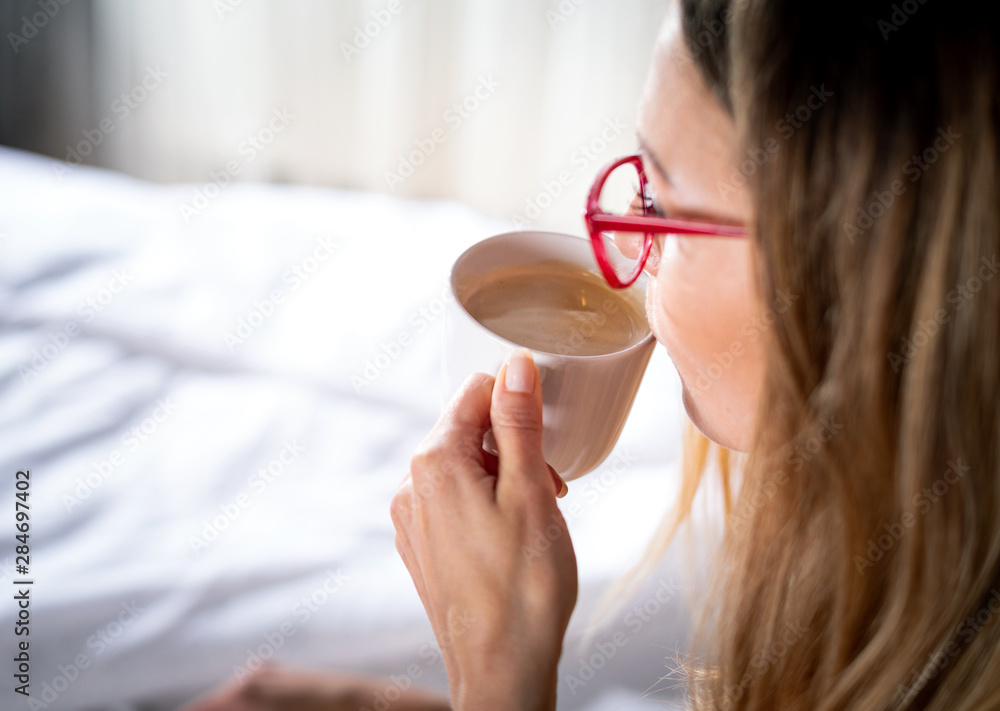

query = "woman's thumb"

[{"left": 491, "top": 349, "right": 567, "bottom": 501}]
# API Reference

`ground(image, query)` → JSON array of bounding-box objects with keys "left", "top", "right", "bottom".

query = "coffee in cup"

[{"left": 458, "top": 259, "right": 648, "bottom": 357}]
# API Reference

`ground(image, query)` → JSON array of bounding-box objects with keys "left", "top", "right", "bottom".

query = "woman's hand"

[{"left": 391, "top": 349, "right": 578, "bottom": 711}]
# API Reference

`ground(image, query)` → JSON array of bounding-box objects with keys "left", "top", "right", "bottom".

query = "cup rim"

[{"left": 449, "top": 230, "right": 656, "bottom": 361}]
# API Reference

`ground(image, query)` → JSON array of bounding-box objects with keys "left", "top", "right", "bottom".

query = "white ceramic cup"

[{"left": 443, "top": 230, "right": 656, "bottom": 481}]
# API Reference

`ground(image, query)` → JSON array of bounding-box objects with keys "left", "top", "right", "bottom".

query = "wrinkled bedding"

[{"left": 0, "top": 147, "right": 717, "bottom": 710}]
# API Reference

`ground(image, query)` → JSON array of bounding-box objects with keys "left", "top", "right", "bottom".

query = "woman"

[{"left": 191, "top": 0, "right": 1000, "bottom": 708}]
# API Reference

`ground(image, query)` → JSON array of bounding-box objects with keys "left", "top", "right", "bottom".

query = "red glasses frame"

[{"left": 584, "top": 154, "right": 747, "bottom": 288}]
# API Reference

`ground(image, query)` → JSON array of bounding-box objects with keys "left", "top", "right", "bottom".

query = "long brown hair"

[{"left": 655, "top": 1, "right": 1000, "bottom": 708}]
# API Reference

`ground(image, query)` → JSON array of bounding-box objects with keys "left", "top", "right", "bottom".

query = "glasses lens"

[{"left": 596, "top": 160, "right": 651, "bottom": 286}]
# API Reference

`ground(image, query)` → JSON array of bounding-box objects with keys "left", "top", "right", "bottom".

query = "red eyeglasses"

[{"left": 584, "top": 154, "right": 747, "bottom": 288}]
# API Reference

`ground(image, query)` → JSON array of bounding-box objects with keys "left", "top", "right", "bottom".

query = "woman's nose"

[
  {"left": 643, "top": 234, "right": 665, "bottom": 276},
  {"left": 611, "top": 232, "right": 665, "bottom": 277},
  {"left": 610, "top": 230, "right": 642, "bottom": 260}
]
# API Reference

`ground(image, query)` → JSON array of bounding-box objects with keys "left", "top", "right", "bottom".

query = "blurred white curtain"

[{"left": 87, "top": 0, "right": 666, "bottom": 233}]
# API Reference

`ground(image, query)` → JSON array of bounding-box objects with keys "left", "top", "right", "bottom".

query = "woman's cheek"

[
  {"left": 646, "top": 267, "right": 709, "bottom": 384},
  {"left": 644, "top": 245, "right": 764, "bottom": 451}
]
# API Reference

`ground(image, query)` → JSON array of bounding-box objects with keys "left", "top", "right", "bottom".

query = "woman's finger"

[
  {"left": 490, "top": 350, "right": 562, "bottom": 507},
  {"left": 390, "top": 478, "right": 429, "bottom": 596},
  {"left": 393, "top": 529, "right": 432, "bottom": 611},
  {"left": 391, "top": 478, "right": 433, "bottom": 613},
  {"left": 389, "top": 474, "right": 414, "bottom": 529},
  {"left": 410, "top": 373, "right": 495, "bottom": 496},
  {"left": 484, "top": 450, "right": 565, "bottom": 497}
]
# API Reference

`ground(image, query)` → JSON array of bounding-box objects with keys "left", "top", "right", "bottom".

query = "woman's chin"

[{"left": 679, "top": 380, "right": 747, "bottom": 453}]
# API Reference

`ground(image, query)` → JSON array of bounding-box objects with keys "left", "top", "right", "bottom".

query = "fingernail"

[
  {"left": 504, "top": 348, "right": 535, "bottom": 393},
  {"left": 556, "top": 476, "right": 568, "bottom": 498}
]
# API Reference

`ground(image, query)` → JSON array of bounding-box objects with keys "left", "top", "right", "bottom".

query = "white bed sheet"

[{"left": 0, "top": 147, "right": 721, "bottom": 711}]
